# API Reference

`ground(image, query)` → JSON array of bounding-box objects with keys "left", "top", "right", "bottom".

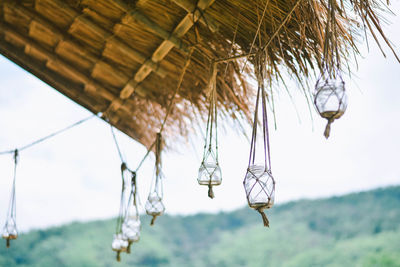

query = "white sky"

[{"left": 1, "top": 3, "right": 400, "bottom": 232}]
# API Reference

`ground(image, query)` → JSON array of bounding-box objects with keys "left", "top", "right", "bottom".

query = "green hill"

[{"left": 1, "top": 186, "right": 400, "bottom": 267}]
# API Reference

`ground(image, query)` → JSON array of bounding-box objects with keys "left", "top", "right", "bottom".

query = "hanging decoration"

[
  {"left": 2, "top": 150, "right": 19, "bottom": 248},
  {"left": 314, "top": 0, "right": 348, "bottom": 139},
  {"left": 0, "top": 115, "right": 94, "bottom": 249},
  {"left": 243, "top": 51, "right": 275, "bottom": 227},
  {"left": 112, "top": 163, "right": 140, "bottom": 261},
  {"left": 198, "top": 63, "right": 222, "bottom": 199},
  {"left": 108, "top": 49, "right": 194, "bottom": 261},
  {"left": 111, "top": 163, "right": 130, "bottom": 261},
  {"left": 122, "top": 167, "right": 141, "bottom": 253},
  {"left": 145, "top": 133, "right": 165, "bottom": 225}
]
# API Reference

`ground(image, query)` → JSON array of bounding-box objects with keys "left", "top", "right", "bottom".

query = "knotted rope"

[{"left": 202, "top": 62, "right": 219, "bottom": 199}]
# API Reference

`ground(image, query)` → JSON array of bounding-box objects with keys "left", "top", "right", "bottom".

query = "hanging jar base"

[
  {"left": 150, "top": 215, "right": 158, "bottom": 226},
  {"left": 208, "top": 184, "right": 215, "bottom": 199},
  {"left": 256, "top": 207, "right": 270, "bottom": 227}
]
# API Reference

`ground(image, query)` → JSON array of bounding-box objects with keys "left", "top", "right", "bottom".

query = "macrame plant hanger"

[
  {"left": 314, "top": 0, "right": 348, "bottom": 138},
  {"left": 145, "top": 132, "right": 165, "bottom": 226},
  {"left": 110, "top": 126, "right": 140, "bottom": 261},
  {"left": 111, "top": 163, "right": 130, "bottom": 261},
  {"left": 198, "top": 63, "right": 221, "bottom": 199},
  {"left": 122, "top": 168, "right": 140, "bottom": 253},
  {"left": 2, "top": 150, "right": 19, "bottom": 248},
  {"left": 243, "top": 50, "right": 275, "bottom": 227}
]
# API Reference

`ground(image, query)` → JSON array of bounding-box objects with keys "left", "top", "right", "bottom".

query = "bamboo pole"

[
  {"left": 2, "top": 22, "right": 148, "bottom": 116},
  {"left": 132, "top": 0, "right": 216, "bottom": 81},
  {"left": 1, "top": 22, "right": 115, "bottom": 100},
  {"left": 107, "top": 0, "right": 216, "bottom": 115},
  {"left": 7, "top": 3, "right": 146, "bottom": 92},
  {"left": 7, "top": 2, "right": 155, "bottom": 104},
  {"left": 47, "top": 0, "right": 168, "bottom": 78},
  {"left": 171, "top": 0, "right": 218, "bottom": 33}
]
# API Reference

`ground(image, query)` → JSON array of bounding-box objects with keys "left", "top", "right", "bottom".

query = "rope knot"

[
  {"left": 208, "top": 184, "right": 214, "bottom": 199},
  {"left": 256, "top": 207, "right": 269, "bottom": 227},
  {"left": 150, "top": 215, "right": 158, "bottom": 226},
  {"left": 324, "top": 117, "right": 335, "bottom": 139}
]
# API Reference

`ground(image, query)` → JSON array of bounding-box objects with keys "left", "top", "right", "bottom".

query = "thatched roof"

[{"left": 0, "top": 0, "right": 397, "bottom": 148}]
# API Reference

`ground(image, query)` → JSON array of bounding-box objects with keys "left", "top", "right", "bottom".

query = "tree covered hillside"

[{"left": 1, "top": 186, "right": 400, "bottom": 267}]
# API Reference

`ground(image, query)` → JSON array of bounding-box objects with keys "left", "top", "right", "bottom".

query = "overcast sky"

[{"left": 1, "top": 3, "right": 400, "bottom": 232}]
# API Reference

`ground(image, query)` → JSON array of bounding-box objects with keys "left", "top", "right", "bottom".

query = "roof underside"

[{"left": 0, "top": 0, "right": 396, "bottom": 148}]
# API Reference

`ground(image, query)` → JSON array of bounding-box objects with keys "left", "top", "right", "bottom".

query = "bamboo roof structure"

[{"left": 0, "top": 0, "right": 397, "bottom": 148}]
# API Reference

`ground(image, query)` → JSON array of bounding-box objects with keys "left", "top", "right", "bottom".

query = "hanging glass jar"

[
  {"left": 122, "top": 169, "right": 141, "bottom": 253},
  {"left": 111, "top": 233, "right": 129, "bottom": 261},
  {"left": 314, "top": 0, "right": 348, "bottom": 138},
  {"left": 145, "top": 133, "right": 165, "bottom": 225},
  {"left": 112, "top": 163, "right": 140, "bottom": 261},
  {"left": 2, "top": 150, "right": 19, "bottom": 248},
  {"left": 314, "top": 76, "right": 348, "bottom": 138},
  {"left": 243, "top": 51, "right": 275, "bottom": 227},
  {"left": 198, "top": 63, "right": 222, "bottom": 199}
]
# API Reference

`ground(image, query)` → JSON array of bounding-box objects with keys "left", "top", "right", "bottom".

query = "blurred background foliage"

[{"left": 1, "top": 186, "right": 399, "bottom": 267}]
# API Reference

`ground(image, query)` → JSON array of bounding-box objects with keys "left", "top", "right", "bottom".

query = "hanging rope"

[
  {"left": 0, "top": 114, "right": 96, "bottom": 155},
  {"left": 241, "top": 0, "right": 270, "bottom": 73},
  {"left": 198, "top": 62, "right": 221, "bottom": 199},
  {"left": 112, "top": 163, "right": 139, "bottom": 261},
  {"left": 2, "top": 149, "right": 19, "bottom": 248},
  {"left": 115, "top": 163, "right": 128, "bottom": 236},
  {"left": 248, "top": 51, "right": 271, "bottom": 171},
  {"left": 110, "top": 125, "right": 125, "bottom": 163},
  {"left": 146, "top": 132, "right": 165, "bottom": 226},
  {"left": 314, "top": 0, "right": 348, "bottom": 139},
  {"left": 155, "top": 133, "right": 162, "bottom": 178},
  {"left": 321, "top": 0, "right": 341, "bottom": 76},
  {"left": 244, "top": 50, "right": 275, "bottom": 228},
  {"left": 134, "top": 47, "right": 195, "bottom": 173},
  {"left": 123, "top": 170, "right": 140, "bottom": 252}
]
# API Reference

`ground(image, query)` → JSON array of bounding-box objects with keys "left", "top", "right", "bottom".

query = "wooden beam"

[
  {"left": 11, "top": 3, "right": 152, "bottom": 100},
  {"left": 122, "top": 11, "right": 190, "bottom": 53},
  {"left": 7, "top": 3, "right": 156, "bottom": 84},
  {"left": 7, "top": 4, "right": 98, "bottom": 66},
  {"left": 110, "top": 0, "right": 190, "bottom": 53},
  {"left": 1, "top": 22, "right": 115, "bottom": 101},
  {"left": 171, "top": 0, "right": 218, "bottom": 33},
  {"left": 129, "top": 0, "right": 215, "bottom": 97},
  {"left": 104, "top": 0, "right": 216, "bottom": 115},
  {"left": 0, "top": 39, "right": 142, "bottom": 141},
  {"left": 47, "top": 0, "right": 168, "bottom": 78},
  {"left": 1, "top": 24, "right": 146, "bottom": 118}
]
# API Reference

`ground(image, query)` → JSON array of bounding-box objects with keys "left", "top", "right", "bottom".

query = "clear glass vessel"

[
  {"left": 198, "top": 160, "right": 222, "bottom": 186},
  {"left": 145, "top": 192, "right": 165, "bottom": 217},
  {"left": 243, "top": 164, "right": 275, "bottom": 210},
  {"left": 314, "top": 77, "right": 348, "bottom": 121}
]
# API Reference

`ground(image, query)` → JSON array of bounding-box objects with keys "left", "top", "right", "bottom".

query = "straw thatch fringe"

[{"left": 0, "top": 0, "right": 398, "bottom": 148}]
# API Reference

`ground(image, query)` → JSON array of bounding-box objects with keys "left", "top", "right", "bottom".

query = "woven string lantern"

[
  {"left": 244, "top": 165, "right": 275, "bottom": 216},
  {"left": 198, "top": 63, "right": 222, "bottom": 199},
  {"left": 145, "top": 133, "right": 165, "bottom": 225},
  {"left": 111, "top": 233, "right": 129, "bottom": 261},
  {"left": 2, "top": 150, "right": 19, "bottom": 248},
  {"left": 122, "top": 169, "right": 141, "bottom": 253},
  {"left": 112, "top": 163, "right": 140, "bottom": 261},
  {"left": 314, "top": 77, "right": 348, "bottom": 138},
  {"left": 145, "top": 191, "right": 165, "bottom": 225},
  {"left": 314, "top": 0, "right": 348, "bottom": 138},
  {"left": 243, "top": 51, "right": 275, "bottom": 227}
]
